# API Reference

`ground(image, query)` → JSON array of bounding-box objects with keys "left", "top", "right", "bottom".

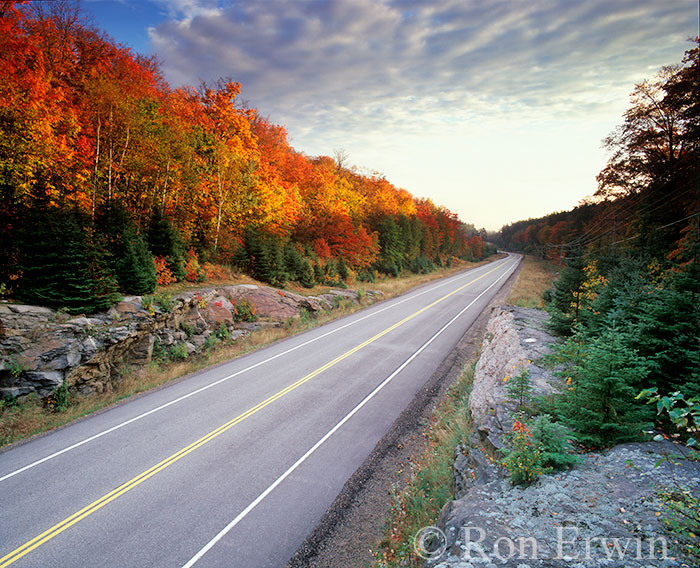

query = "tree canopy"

[{"left": 0, "top": 1, "right": 495, "bottom": 308}]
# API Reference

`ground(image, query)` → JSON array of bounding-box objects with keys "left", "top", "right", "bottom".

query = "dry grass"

[
  {"left": 506, "top": 255, "right": 559, "bottom": 309},
  {"left": 154, "top": 272, "right": 258, "bottom": 295},
  {"left": 372, "top": 363, "right": 475, "bottom": 567},
  {"left": 0, "top": 255, "right": 503, "bottom": 448}
]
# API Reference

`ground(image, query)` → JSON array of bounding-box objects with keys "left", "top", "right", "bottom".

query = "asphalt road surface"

[{"left": 0, "top": 253, "right": 520, "bottom": 568}]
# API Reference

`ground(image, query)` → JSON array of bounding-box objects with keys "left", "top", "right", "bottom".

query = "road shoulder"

[{"left": 287, "top": 259, "right": 523, "bottom": 567}]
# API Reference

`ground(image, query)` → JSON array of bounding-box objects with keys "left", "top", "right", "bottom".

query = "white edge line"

[
  {"left": 181, "top": 260, "right": 516, "bottom": 567},
  {"left": 0, "top": 257, "right": 514, "bottom": 483}
]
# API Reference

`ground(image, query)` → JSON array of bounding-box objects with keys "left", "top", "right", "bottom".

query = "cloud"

[
  {"left": 150, "top": 0, "right": 691, "bottom": 130},
  {"left": 146, "top": 0, "right": 695, "bottom": 229}
]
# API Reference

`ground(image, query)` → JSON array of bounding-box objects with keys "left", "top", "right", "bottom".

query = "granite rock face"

[
  {"left": 0, "top": 285, "right": 381, "bottom": 399},
  {"left": 432, "top": 442, "right": 699, "bottom": 568},
  {"left": 428, "top": 307, "right": 698, "bottom": 568},
  {"left": 468, "top": 306, "right": 557, "bottom": 463}
]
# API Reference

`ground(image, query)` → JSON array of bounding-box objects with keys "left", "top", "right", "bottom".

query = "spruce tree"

[
  {"left": 147, "top": 209, "right": 185, "bottom": 281},
  {"left": 298, "top": 258, "right": 316, "bottom": 288},
  {"left": 256, "top": 237, "right": 285, "bottom": 287},
  {"left": 557, "top": 329, "right": 653, "bottom": 448},
  {"left": 82, "top": 225, "right": 121, "bottom": 311},
  {"left": 337, "top": 255, "right": 349, "bottom": 281},
  {"left": 101, "top": 205, "right": 156, "bottom": 295},
  {"left": 283, "top": 243, "right": 304, "bottom": 281},
  {"left": 313, "top": 262, "right": 324, "bottom": 285},
  {"left": 17, "top": 206, "right": 119, "bottom": 313},
  {"left": 547, "top": 250, "right": 587, "bottom": 335},
  {"left": 376, "top": 217, "right": 404, "bottom": 276},
  {"left": 617, "top": 275, "right": 700, "bottom": 397},
  {"left": 232, "top": 242, "right": 250, "bottom": 273}
]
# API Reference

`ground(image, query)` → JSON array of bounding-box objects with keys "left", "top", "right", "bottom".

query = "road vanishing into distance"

[{"left": 0, "top": 254, "right": 520, "bottom": 568}]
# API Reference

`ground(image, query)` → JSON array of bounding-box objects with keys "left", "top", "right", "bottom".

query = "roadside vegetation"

[
  {"left": 506, "top": 254, "right": 561, "bottom": 309},
  {"left": 0, "top": 255, "right": 501, "bottom": 448},
  {"left": 510, "top": 45, "right": 700, "bottom": 559},
  {"left": 374, "top": 38, "right": 699, "bottom": 562},
  {"left": 371, "top": 254, "right": 549, "bottom": 568},
  {"left": 506, "top": 254, "right": 559, "bottom": 308},
  {"left": 372, "top": 363, "right": 475, "bottom": 568}
]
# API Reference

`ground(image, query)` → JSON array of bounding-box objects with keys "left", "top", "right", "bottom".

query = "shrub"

[
  {"left": 179, "top": 321, "right": 195, "bottom": 338},
  {"left": 155, "top": 292, "right": 175, "bottom": 313},
  {"left": 44, "top": 380, "right": 71, "bottom": 413},
  {"left": 202, "top": 262, "right": 231, "bottom": 280},
  {"left": 184, "top": 249, "right": 204, "bottom": 282},
  {"left": 234, "top": 298, "right": 257, "bottom": 322},
  {"left": 140, "top": 295, "right": 155, "bottom": 316},
  {"left": 501, "top": 420, "right": 544, "bottom": 486},
  {"left": 530, "top": 414, "right": 580, "bottom": 471},
  {"left": 299, "top": 307, "right": 313, "bottom": 325},
  {"left": 638, "top": 388, "right": 700, "bottom": 562},
  {"left": 167, "top": 343, "right": 188, "bottom": 361},
  {"left": 357, "top": 268, "right": 377, "bottom": 283},
  {"left": 215, "top": 322, "right": 231, "bottom": 341},
  {"left": 193, "top": 291, "right": 208, "bottom": 309},
  {"left": 7, "top": 354, "right": 29, "bottom": 377},
  {"left": 153, "top": 256, "right": 176, "bottom": 286},
  {"left": 204, "top": 333, "right": 219, "bottom": 350}
]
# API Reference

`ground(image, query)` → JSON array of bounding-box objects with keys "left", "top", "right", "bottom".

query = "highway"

[{"left": 0, "top": 253, "right": 520, "bottom": 568}]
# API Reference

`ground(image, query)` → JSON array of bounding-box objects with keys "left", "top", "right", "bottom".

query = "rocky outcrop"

[
  {"left": 433, "top": 441, "right": 699, "bottom": 568},
  {"left": 454, "top": 307, "right": 557, "bottom": 499},
  {"left": 427, "top": 307, "right": 699, "bottom": 567},
  {"left": 0, "top": 285, "right": 382, "bottom": 400}
]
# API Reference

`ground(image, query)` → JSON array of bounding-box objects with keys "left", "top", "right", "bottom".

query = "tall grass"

[
  {"left": 506, "top": 255, "right": 559, "bottom": 309},
  {"left": 372, "top": 364, "right": 475, "bottom": 568}
]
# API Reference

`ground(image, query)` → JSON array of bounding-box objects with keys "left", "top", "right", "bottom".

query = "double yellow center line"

[{"left": 0, "top": 260, "right": 509, "bottom": 567}]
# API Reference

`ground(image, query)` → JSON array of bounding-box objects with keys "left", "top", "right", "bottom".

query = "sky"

[{"left": 83, "top": 0, "right": 698, "bottom": 231}]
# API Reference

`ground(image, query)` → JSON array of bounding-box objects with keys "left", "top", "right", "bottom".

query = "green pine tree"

[
  {"left": 283, "top": 243, "right": 304, "bottom": 281},
  {"left": 313, "top": 262, "right": 324, "bottom": 285},
  {"left": 530, "top": 414, "right": 580, "bottom": 471},
  {"left": 505, "top": 367, "right": 534, "bottom": 410},
  {"left": 376, "top": 217, "right": 404, "bottom": 276},
  {"left": 147, "top": 209, "right": 185, "bottom": 281},
  {"left": 17, "top": 206, "right": 119, "bottom": 314},
  {"left": 546, "top": 250, "right": 587, "bottom": 335},
  {"left": 557, "top": 329, "right": 653, "bottom": 448},
  {"left": 298, "top": 258, "right": 316, "bottom": 288},
  {"left": 252, "top": 234, "right": 286, "bottom": 287},
  {"left": 101, "top": 205, "right": 156, "bottom": 295},
  {"left": 337, "top": 254, "right": 349, "bottom": 281}
]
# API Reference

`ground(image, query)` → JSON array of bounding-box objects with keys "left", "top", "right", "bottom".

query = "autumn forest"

[{"left": 0, "top": 1, "right": 493, "bottom": 313}]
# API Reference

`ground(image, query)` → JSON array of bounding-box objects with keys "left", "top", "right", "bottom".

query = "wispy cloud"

[
  {"left": 147, "top": 0, "right": 695, "bottom": 228},
  {"left": 151, "top": 0, "right": 690, "bottom": 120}
]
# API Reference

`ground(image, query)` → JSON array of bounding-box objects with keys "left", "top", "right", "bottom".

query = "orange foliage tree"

[{"left": 1, "top": 0, "right": 489, "bottom": 302}]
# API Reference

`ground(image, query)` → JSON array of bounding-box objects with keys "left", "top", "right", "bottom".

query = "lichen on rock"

[{"left": 430, "top": 306, "right": 699, "bottom": 568}]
